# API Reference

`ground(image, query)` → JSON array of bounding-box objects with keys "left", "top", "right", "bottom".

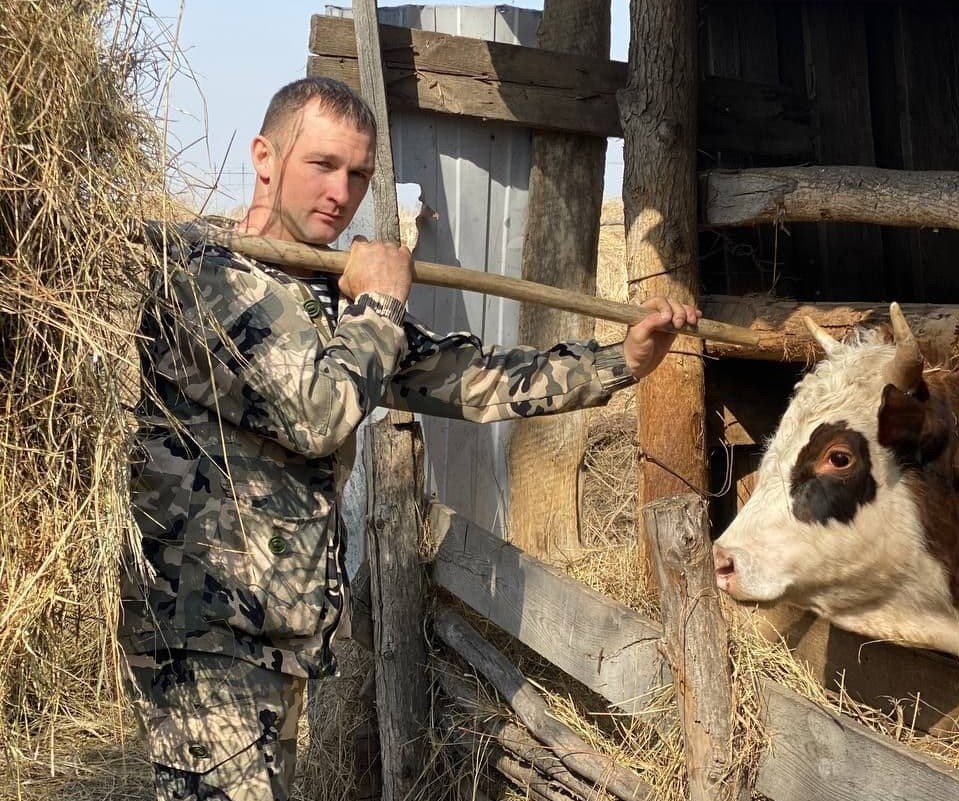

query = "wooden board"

[
  {"left": 428, "top": 504, "right": 669, "bottom": 717},
  {"left": 755, "top": 681, "right": 959, "bottom": 801},
  {"left": 757, "top": 604, "right": 959, "bottom": 736},
  {"left": 309, "top": 14, "right": 814, "bottom": 153}
]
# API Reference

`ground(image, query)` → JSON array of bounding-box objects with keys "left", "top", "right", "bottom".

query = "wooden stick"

[
  {"left": 436, "top": 669, "right": 613, "bottom": 801},
  {"left": 433, "top": 605, "right": 653, "bottom": 801},
  {"left": 143, "top": 220, "right": 762, "bottom": 347}
]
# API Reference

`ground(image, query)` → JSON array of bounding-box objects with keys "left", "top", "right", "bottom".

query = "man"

[{"left": 121, "top": 77, "right": 700, "bottom": 801}]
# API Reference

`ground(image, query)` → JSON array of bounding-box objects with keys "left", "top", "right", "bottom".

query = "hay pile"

[{"left": 0, "top": 0, "right": 163, "bottom": 795}]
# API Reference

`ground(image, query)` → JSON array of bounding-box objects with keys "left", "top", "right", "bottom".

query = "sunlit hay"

[
  {"left": 296, "top": 639, "right": 374, "bottom": 801},
  {"left": 0, "top": 0, "right": 164, "bottom": 791}
]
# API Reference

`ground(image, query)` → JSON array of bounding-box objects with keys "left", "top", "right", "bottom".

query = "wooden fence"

[{"left": 407, "top": 495, "right": 959, "bottom": 800}]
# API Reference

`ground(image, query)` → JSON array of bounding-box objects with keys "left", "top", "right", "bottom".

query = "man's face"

[{"left": 265, "top": 99, "right": 375, "bottom": 245}]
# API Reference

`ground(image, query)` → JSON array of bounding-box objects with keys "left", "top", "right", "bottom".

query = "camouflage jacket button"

[
  {"left": 268, "top": 536, "right": 288, "bottom": 555},
  {"left": 188, "top": 743, "right": 210, "bottom": 760}
]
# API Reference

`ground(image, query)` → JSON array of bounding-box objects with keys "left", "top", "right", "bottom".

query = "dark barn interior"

[{"left": 697, "top": 2, "right": 959, "bottom": 304}]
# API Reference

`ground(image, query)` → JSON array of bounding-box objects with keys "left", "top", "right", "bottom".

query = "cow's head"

[{"left": 713, "top": 303, "right": 954, "bottom": 625}]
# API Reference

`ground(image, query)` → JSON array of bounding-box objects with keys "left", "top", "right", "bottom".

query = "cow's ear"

[{"left": 878, "top": 384, "right": 948, "bottom": 466}]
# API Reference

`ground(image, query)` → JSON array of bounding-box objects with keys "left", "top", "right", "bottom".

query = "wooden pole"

[
  {"left": 507, "top": 0, "right": 611, "bottom": 560},
  {"left": 619, "top": 0, "right": 706, "bottom": 585},
  {"left": 433, "top": 606, "right": 654, "bottom": 801},
  {"left": 353, "top": 0, "right": 400, "bottom": 242},
  {"left": 700, "top": 295, "right": 959, "bottom": 364},
  {"left": 643, "top": 495, "right": 738, "bottom": 801},
  {"left": 362, "top": 416, "right": 430, "bottom": 801},
  {"left": 352, "top": 4, "right": 428, "bottom": 801},
  {"left": 704, "top": 165, "right": 959, "bottom": 229},
  {"left": 142, "top": 221, "right": 762, "bottom": 348}
]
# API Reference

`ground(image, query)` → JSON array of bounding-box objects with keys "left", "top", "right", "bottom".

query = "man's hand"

[
  {"left": 624, "top": 296, "right": 702, "bottom": 381},
  {"left": 338, "top": 236, "right": 413, "bottom": 302}
]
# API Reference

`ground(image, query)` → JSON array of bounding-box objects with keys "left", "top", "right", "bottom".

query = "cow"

[{"left": 713, "top": 303, "right": 959, "bottom": 657}]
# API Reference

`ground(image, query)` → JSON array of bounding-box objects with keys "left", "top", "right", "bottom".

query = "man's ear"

[
  {"left": 250, "top": 135, "right": 276, "bottom": 183},
  {"left": 878, "top": 383, "right": 949, "bottom": 466}
]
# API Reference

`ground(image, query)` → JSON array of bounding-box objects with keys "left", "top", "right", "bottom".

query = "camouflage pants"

[{"left": 124, "top": 649, "right": 306, "bottom": 801}]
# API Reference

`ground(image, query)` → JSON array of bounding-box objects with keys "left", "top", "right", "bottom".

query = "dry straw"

[{"left": 0, "top": 0, "right": 163, "bottom": 795}]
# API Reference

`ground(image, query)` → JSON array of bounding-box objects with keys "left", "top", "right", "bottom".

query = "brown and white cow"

[{"left": 713, "top": 303, "right": 959, "bottom": 657}]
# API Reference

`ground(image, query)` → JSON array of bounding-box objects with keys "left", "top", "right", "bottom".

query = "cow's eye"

[{"left": 827, "top": 449, "right": 852, "bottom": 469}]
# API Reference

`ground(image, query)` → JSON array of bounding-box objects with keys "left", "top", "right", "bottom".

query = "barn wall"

[{"left": 698, "top": 2, "right": 959, "bottom": 305}]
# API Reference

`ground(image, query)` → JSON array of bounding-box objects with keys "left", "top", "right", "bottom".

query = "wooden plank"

[
  {"left": 428, "top": 503, "right": 669, "bottom": 717},
  {"left": 755, "top": 680, "right": 959, "bottom": 801},
  {"left": 433, "top": 606, "right": 654, "bottom": 801},
  {"left": 704, "top": 166, "right": 959, "bottom": 229},
  {"left": 645, "top": 495, "right": 739, "bottom": 800},
  {"left": 699, "top": 4, "right": 806, "bottom": 297},
  {"left": 756, "top": 604, "right": 959, "bottom": 736},
  {"left": 863, "top": 6, "right": 914, "bottom": 302},
  {"left": 309, "top": 16, "right": 621, "bottom": 138},
  {"left": 308, "top": 15, "right": 814, "bottom": 154}
]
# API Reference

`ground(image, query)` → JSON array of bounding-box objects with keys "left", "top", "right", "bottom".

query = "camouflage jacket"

[{"left": 120, "top": 241, "right": 636, "bottom": 678}]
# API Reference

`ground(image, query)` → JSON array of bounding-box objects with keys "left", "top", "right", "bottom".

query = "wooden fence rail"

[{"left": 422, "top": 502, "right": 959, "bottom": 800}]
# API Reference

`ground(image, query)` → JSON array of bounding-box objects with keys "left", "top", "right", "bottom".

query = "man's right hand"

[{"left": 338, "top": 236, "right": 413, "bottom": 303}]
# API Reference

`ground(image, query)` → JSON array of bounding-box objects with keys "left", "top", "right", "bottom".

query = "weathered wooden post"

[
  {"left": 644, "top": 495, "right": 738, "bottom": 801},
  {"left": 353, "top": 3, "right": 430, "bottom": 800},
  {"left": 508, "top": 0, "right": 610, "bottom": 560},
  {"left": 619, "top": 0, "right": 707, "bottom": 581}
]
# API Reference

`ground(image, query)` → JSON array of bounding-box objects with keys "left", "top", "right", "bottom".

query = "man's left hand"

[{"left": 624, "top": 296, "right": 702, "bottom": 381}]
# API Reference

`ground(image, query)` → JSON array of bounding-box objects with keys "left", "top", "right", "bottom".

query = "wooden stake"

[
  {"left": 353, "top": 5, "right": 426, "bottom": 801},
  {"left": 643, "top": 495, "right": 738, "bottom": 801}
]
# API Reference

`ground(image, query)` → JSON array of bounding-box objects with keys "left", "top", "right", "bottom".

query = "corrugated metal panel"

[{"left": 325, "top": 5, "right": 539, "bottom": 545}]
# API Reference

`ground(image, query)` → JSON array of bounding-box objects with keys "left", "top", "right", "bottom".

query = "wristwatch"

[{"left": 354, "top": 291, "right": 407, "bottom": 326}]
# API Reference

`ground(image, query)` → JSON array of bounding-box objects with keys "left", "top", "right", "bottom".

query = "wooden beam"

[
  {"left": 644, "top": 495, "right": 739, "bottom": 801},
  {"left": 352, "top": 6, "right": 426, "bottom": 800},
  {"left": 755, "top": 681, "right": 959, "bottom": 801},
  {"left": 308, "top": 15, "right": 814, "bottom": 153},
  {"left": 508, "top": 0, "right": 608, "bottom": 560},
  {"left": 699, "top": 294, "right": 959, "bottom": 364},
  {"left": 704, "top": 166, "right": 959, "bottom": 229},
  {"left": 428, "top": 503, "right": 669, "bottom": 717},
  {"left": 309, "top": 15, "right": 621, "bottom": 138}
]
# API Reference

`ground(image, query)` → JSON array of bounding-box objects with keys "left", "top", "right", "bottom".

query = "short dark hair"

[{"left": 259, "top": 77, "right": 377, "bottom": 142}]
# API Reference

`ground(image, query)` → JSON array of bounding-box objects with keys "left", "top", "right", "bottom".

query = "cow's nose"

[{"left": 713, "top": 544, "right": 735, "bottom": 578}]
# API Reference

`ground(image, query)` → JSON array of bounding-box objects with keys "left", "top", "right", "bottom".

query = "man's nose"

[{"left": 327, "top": 170, "right": 351, "bottom": 206}]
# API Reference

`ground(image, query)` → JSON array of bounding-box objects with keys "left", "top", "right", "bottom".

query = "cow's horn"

[
  {"left": 886, "top": 302, "right": 924, "bottom": 393},
  {"left": 803, "top": 316, "right": 841, "bottom": 356}
]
